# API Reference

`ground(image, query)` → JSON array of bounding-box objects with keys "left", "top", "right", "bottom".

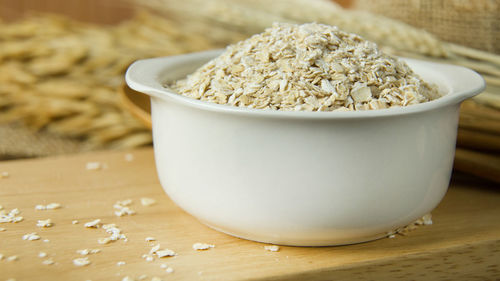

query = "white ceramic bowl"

[{"left": 126, "top": 49, "right": 484, "bottom": 246}]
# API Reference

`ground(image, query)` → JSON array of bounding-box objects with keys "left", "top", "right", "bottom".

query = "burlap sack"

[
  {"left": 0, "top": 123, "right": 91, "bottom": 160},
  {"left": 353, "top": 0, "right": 500, "bottom": 54}
]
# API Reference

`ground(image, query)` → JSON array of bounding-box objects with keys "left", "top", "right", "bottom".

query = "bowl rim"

[{"left": 126, "top": 49, "right": 485, "bottom": 120}]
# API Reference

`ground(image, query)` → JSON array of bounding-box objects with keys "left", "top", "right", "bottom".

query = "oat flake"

[{"left": 170, "top": 23, "right": 441, "bottom": 111}]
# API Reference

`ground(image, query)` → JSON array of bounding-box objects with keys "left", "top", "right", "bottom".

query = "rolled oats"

[
  {"left": 7, "top": 255, "right": 18, "bottom": 262},
  {"left": 36, "top": 219, "right": 53, "bottom": 228},
  {"left": 192, "top": 242, "right": 215, "bottom": 250},
  {"left": 264, "top": 245, "right": 280, "bottom": 252},
  {"left": 170, "top": 23, "right": 441, "bottom": 111},
  {"left": 38, "top": 252, "right": 47, "bottom": 258},
  {"left": 42, "top": 258, "right": 55, "bottom": 265},
  {"left": 73, "top": 257, "right": 91, "bottom": 266},
  {"left": 22, "top": 232, "right": 41, "bottom": 241},
  {"left": 0, "top": 208, "right": 23, "bottom": 223},
  {"left": 140, "top": 198, "right": 156, "bottom": 207},
  {"left": 35, "top": 203, "right": 62, "bottom": 210},
  {"left": 84, "top": 219, "right": 101, "bottom": 228}
]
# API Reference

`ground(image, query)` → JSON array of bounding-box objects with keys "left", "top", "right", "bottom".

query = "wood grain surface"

[{"left": 0, "top": 148, "right": 499, "bottom": 281}]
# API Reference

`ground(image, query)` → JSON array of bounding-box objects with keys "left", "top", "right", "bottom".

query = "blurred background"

[{"left": 0, "top": 0, "right": 498, "bottom": 182}]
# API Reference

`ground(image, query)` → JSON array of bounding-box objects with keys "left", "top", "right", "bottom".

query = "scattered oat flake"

[
  {"left": 156, "top": 249, "right": 176, "bottom": 258},
  {"left": 114, "top": 199, "right": 136, "bottom": 217},
  {"left": 388, "top": 213, "right": 433, "bottom": 237},
  {"left": 7, "top": 255, "right": 18, "bottom": 261},
  {"left": 43, "top": 239, "right": 50, "bottom": 243},
  {"left": 140, "top": 197, "right": 156, "bottom": 206},
  {"left": 151, "top": 277, "right": 163, "bottom": 281},
  {"left": 35, "top": 203, "right": 61, "bottom": 210},
  {"left": 46, "top": 203, "right": 61, "bottom": 209},
  {"left": 6, "top": 278, "right": 16, "bottom": 281},
  {"left": 145, "top": 255, "right": 154, "bottom": 262},
  {"left": 264, "top": 245, "right": 280, "bottom": 252},
  {"left": 124, "top": 153, "right": 134, "bottom": 162},
  {"left": 0, "top": 171, "right": 9, "bottom": 178},
  {"left": 98, "top": 237, "right": 111, "bottom": 244},
  {"left": 37, "top": 219, "right": 53, "bottom": 228},
  {"left": 114, "top": 207, "right": 136, "bottom": 217},
  {"left": 165, "top": 267, "right": 174, "bottom": 273},
  {"left": 116, "top": 261, "right": 126, "bottom": 266},
  {"left": 149, "top": 244, "right": 161, "bottom": 254},
  {"left": 115, "top": 199, "right": 133, "bottom": 207},
  {"left": 23, "top": 232, "right": 41, "bottom": 241},
  {"left": 122, "top": 277, "right": 134, "bottom": 281},
  {"left": 145, "top": 237, "right": 156, "bottom": 242},
  {"left": 77, "top": 249, "right": 101, "bottom": 255},
  {"left": 38, "top": 252, "right": 48, "bottom": 258},
  {"left": 193, "top": 242, "right": 215, "bottom": 250},
  {"left": 72, "top": 220, "right": 79, "bottom": 224},
  {"left": 76, "top": 249, "right": 90, "bottom": 255},
  {"left": 84, "top": 219, "right": 101, "bottom": 228},
  {"left": 0, "top": 208, "right": 23, "bottom": 223},
  {"left": 86, "top": 161, "right": 102, "bottom": 170},
  {"left": 73, "top": 257, "right": 91, "bottom": 266},
  {"left": 137, "top": 275, "right": 148, "bottom": 281},
  {"left": 0, "top": 227, "right": 6, "bottom": 231},
  {"left": 0, "top": 205, "right": 3, "bottom": 210},
  {"left": 42, "top": 258, "right": 55, "bottom": 265},
  {"left": 0, "top": 253, "right": 4, "bottom": 260}
]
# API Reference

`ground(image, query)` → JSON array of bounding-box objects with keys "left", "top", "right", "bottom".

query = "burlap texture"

[
  {"left": 354, "top": 0, "right": 500, "bottom": 54},
  {"left": 0, "top": 123, "right": 91, "bottom": 160}
]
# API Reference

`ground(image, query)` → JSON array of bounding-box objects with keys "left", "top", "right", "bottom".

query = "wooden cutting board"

[{"left": 0, "top": 148, "right": 499, "bottom": 281}]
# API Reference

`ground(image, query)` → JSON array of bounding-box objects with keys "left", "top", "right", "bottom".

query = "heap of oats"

[{"left": 170, "top": 23, "right": 441, "bottom": 111}]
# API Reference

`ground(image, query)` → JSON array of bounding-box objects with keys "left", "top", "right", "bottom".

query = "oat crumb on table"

[
  {"left": 42, "top": 258, "right": 55, "bottom": 265},
  {"left": 192, "top": 242, "right": 215, "bottom": 250},
  {"left": 140, "top": 197, "right": 156, "bottom": 206},
  {"left": 84, "top": 219, "right": 101, "bottom": 228},
  {"left": 0, "top": 171, "right": 9, "bottom": 179},
  {"left": 22, "top": 232, "right": 41, "bottom": 241},
  {"left": 35, "top": 203, "right": 62, "bottom": 210},
  {"left": 114, "top": 199, "right": 136, "bottom": 217},
  {"left": 0, "top": 208, "right": 23, "bottom": 223},
  {"left": 86, "top": 161, "right": 103, "bottom": 170},
  {"left": 76, "top": 249, "right": 101, "bottom": 255},
  {"left": 124, "top": 153, "right": 134, "bottom": 162},
  {"left": 7, "top": 255, "right": 18, "bottom": 262},
  {"left": 38, "top": 252, "right": 47, "bottom": 258},
  {"left": 36, "top": 219, "right": 53, "bottom": 227},
  {"left": 264, "top": 245, "right": 280, "bottom": 252},
  {"left": 73, "top": 257, "right": 91, "bottom": 266}
]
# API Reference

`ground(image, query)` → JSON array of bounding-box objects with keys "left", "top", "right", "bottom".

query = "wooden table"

[{"left": 0, "top": 148, "right": 499, "bottom": 281}]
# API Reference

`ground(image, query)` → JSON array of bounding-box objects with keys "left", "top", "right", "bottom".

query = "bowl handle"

[
  {"left": 405, "top": 58, "right": 486, "bottom": 103},
  {"left": 125, "top": 49, "right": 224, "bottom": 100}
]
